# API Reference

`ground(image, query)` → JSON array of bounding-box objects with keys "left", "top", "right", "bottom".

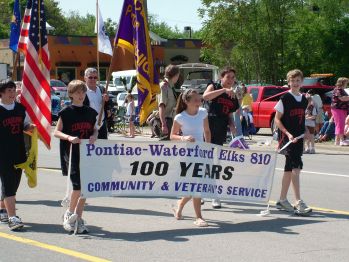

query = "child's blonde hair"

[
  {"left": 67, "top": 80, "right": 87, "bottom": 100},
  {"left": 287, "top": 69, "right": 303, "bottom": 81},
  {"left": 335, "top": 77, "right": 349, "bottom": 88}
]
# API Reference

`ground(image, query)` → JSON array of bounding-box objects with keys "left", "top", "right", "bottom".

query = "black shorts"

[
  {"left": 61, "top": 144, "right": 81, "bottom": 191},
  {"left": 284, "top": 154, "right": 303, "bottom": 172},
  {"left": 70, "top": 171, "right": 81, "bottom": 191},
  {"left": 0, "top": 164, "right": 22, "bottom": 199},
  {"left": 209, "top": 116, "right": 229, "bottom": 146}
]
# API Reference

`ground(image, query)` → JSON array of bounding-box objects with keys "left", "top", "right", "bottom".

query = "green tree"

[
  {"left": 200, "top": 0, "right": 349, "bottom": 84},
  {"left": 63, "top": 11, "right": 95, "bottom": 36},
  {"left": 0, "top": 0, "right": 69, "bottom": 37}
]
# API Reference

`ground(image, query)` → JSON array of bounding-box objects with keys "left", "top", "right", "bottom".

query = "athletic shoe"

[
  {"left": 0, "top": 209, "right": 8, "bottom": 223},
  {"left": 63, "top": 211, "right": 78, "bottom": 232},
  {"left": 340, "top": 140, "right": 349, "bottom": 146},
  {"left": 309, "top": 148, "right": 316, "bottom": 154},
  {"left": 303, "top": 148, "right": 310, "bottom": 154},
  {"left": 212, "top": 199, "right": 221, "bottom": 209},
  {"left": 8, "top": 216, "right": 24, "bottom": 231},
  {"left": 276, "top": 199, "right": 294, "bottom": 212},
  {"left": 76, "top": 218, "right": 89, "bottom": 234},
  {"left": 201, "top": 199, "right": 205, "bottom": 205},
  {"left": 294, "top": 200, "right": 312, "bottom": 215}
]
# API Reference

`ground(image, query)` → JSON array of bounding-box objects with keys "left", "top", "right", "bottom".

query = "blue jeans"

[{"left": 234, "top": 110, "right": 242, "bottom": 137}]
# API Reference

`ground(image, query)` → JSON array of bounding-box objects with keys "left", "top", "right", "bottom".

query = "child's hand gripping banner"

[{"left": 15, "top": 128, "right": 38, "bottom": 188}]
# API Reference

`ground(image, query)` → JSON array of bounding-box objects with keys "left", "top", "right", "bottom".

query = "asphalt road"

[{"left": 0, "top": 129, "right": 348, "bottom": 262}]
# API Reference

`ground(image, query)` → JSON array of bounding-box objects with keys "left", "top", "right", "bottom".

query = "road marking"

[
  {"left": 269, "top": 201, "right": 349, "bottom": 216},
  {"left": 275, "top": 168, "right": 349, "bottom": 178},
  {"left": 0, "top": 231, "right": 111, "bottom": 262}
]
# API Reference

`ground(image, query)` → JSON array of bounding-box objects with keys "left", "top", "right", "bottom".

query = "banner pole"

[{"left": 96, "top": 0, "right": 100, "bottom": 82}]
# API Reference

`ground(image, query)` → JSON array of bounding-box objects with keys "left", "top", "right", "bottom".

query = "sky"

[{"left": 57, "top": 0, "right": 204, "bottom": 31}]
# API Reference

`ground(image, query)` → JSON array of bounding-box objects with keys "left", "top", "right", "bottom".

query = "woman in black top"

[
  {"left": 202, "top": 67, "right": 240, "bottom": 208},
  {"left": 203, "top": 67, "right": 239, "bottom": 146}
]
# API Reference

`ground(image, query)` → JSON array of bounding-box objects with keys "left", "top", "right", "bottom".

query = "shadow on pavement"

[
  {"left": 17, "top": 199, "right": 348, "bottom": 220},
  {"left": 23, "top": 217, "right": 323, "bottom": 242}
]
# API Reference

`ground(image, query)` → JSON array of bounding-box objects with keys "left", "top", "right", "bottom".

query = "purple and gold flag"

[{"left": 114, "top": 0, "right": 160, "bottom": 124}]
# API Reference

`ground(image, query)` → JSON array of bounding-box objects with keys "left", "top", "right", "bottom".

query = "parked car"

[
  {"left": 111, "top": 70, "right": 136, "bottom": 95},
  {"left": 50, "top": 87, "right": 61, "bottom": 122},
  {"left": 249, "top": 84, "right": 334, "bottom": 133},
  {"left": 116, "top": 92, "right": 138, "bottom": 108},
  {"left": 176, "top": 63, "right": 219, "bottom": 94},
  {"left": 247, "top": 85, "right": 289, "bottom": 132},
  {"left": 50, "top": 79, "right": 67, "bottom": 98}
]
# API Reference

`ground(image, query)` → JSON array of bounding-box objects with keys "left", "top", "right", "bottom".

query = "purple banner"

[{"left": 115, "top": 0, "right": 160, "bottom": 124}]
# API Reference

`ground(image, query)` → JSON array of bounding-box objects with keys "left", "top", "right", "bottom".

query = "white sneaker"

[
  {"left": 0, "top": 209, "right": 8, "bottom": 223},
  {"left": 340, "top": 140, "right": 349, "bottom": 146},
  {"left": 294, "top": 200, "right": 312, "bottom": 215},
  {"left": 8, "top": 216, "right": 24, "bottom": 231},
  {"left": 75, "top": 218, "right": 89, "bottom": 234},
  {"left": 63, "top": 211, "right": 78, "bottom": 232},
  {"left": 212, "top": 199, "right": 221, "bottom": 209},
  {"left": 276, "top": 199, "right": 294, "bottom": 212}
]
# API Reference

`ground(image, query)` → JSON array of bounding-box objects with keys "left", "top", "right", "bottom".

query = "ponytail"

[{"left": 175, "top": 93, "right": 187, "bottom": 114}]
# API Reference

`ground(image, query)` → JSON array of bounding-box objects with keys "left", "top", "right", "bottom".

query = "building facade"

[{"left": 0, "top": 34, "right": 202, "bottom": 83}]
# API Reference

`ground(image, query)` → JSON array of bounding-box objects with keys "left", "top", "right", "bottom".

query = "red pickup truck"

[{"left": 248, "top": 83, "right": 334, "bottom": 132}]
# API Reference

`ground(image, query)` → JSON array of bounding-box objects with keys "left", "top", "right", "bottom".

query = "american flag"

[
  {"left": 20, "top": 0, "right": 51, "bottom": 148},
  {"left": 18, "top": 0, "right": 32, "bottom": 54}
]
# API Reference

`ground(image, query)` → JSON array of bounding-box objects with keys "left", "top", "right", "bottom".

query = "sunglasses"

[{"left": 88, "top": 76, "right": 98, "bottom": 80}]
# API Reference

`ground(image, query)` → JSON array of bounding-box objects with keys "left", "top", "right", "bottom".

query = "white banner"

[{"left": 80, "top": 139, "right": 277, "bottom": 204}]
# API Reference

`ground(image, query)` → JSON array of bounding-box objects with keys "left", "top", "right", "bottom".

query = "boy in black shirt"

[
  {"left": 54, "top": 80, "right": 98, "bottom": 234},
  {"left": 274, "top": 69, "right": 312, "bottom": 215},
  {"left": 0, "top": 80, "right": 35, "bottom": 230}
]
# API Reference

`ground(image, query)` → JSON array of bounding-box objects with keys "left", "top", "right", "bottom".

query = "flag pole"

[
  {"left": 96, "top": 0, "right": 100, "bottom": 82},
  {"left": 96, "top": 30, "right": 118, "bottom": 127},
  {"left": 12, "top": 52, "right": 19, "bottom": 80}
]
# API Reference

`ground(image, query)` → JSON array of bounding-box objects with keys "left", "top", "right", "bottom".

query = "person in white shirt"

[
  {"left": 170, "top": 88, "right": 211, "bottom": 227},
  {"left": 83, "top": 68, "right": 109, "bottom": 139},
  {"left": 306, "top": 89, "right": 323, "bottom": 135},
  {"left": 125, "top": 93, "right": 136, "bottom": 138}
]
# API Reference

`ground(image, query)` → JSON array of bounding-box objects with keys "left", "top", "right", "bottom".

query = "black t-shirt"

[
  {"left": 59, "top": 105, "right": 98, "bottom": 176},
  {"left": 208, "top": 82, "right": 240, "bottom": 119},
  {"left": 278, "top": 92, "right": 308, "bottom": 155},
  {"left": 0, "top": 102, "right": 27, "bottom": 166}
]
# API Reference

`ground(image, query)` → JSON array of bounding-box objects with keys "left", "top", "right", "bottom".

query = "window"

[
  {"left": 250, "top": 88, "right": 259, "bottom": 102},
  {"left": 262, "top": 88, "right": 288, "bottom": 100},
  {"left": 56, "top": 67, "right": 76, "bottom": 84}
]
